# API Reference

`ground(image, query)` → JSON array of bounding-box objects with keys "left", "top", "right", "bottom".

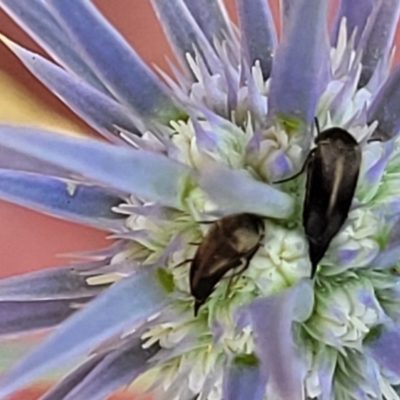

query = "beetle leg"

[
  {"left": 273, "top": 148, "right": 316, "bottom": 184},
  {"left": 224, "top": 247, "right": 260, "bottom": 298},
  {"left": 314, "top": 117, "right": 321, "bottom": 136},
  {"left": 196, "top": 219, "right": 217, "bottom": 224},
  {"left": 194, "top": 298, "right": 204, "bottom": 317},
  {"left": 367, "top": 137, "right": 382, "bottom": 143},
  {"left": 173, "top": 258, "right": 194, "bottom": 268}
]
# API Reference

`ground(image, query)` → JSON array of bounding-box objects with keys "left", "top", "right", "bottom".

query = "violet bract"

[{"left": 0, "top": 0, "right": 400, "bottom": 399}]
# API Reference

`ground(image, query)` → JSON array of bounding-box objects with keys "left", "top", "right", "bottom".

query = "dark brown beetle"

[
  {"left": 190, "top": 213, "right": 264, "bottom": 315},
  {"left": 276, "top": 120, "right": 361, "bottom": 277}
]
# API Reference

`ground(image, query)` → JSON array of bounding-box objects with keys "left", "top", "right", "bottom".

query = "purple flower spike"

[
  {"left": 46, "top": 0, "right": 183, "bottom": 123},
  {"left": 331, "top": 0, "right": 375, "bottom": 47},
  {"left": 236, "top": 0, "right": 277, "bottom": 80},
  {"left": 269, "top": 0, "right": 330, "bottom": 129},
  {"left": 359, "top": 0, "right": 400, "bottom": 87}
]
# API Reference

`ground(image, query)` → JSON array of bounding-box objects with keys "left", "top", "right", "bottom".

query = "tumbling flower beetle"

[
  {"left": 190, "top": 213, "right": 264, "bottom": 315},
  {"left": 276, "top": 120, "right": 361, "bottom": 277}
]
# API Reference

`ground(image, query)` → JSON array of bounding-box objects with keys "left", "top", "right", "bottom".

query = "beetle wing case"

[
  {"left": 190, "top": 213, "right": 264, "bottom": 315},
  {"left": 304, "top": 128, "right": 361, "bottom": 276}
]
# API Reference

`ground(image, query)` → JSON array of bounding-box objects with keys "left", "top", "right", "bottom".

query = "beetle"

[
  {"left": 276, "top": 120, "right": 361, "bottom": 277},
  {"left": 190, "top": 213, "right": 264, "bottom": 315}
]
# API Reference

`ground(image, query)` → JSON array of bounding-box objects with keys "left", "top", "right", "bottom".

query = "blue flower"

[{"left": 1, "top": 0, "right": 400, "bottom": 399}]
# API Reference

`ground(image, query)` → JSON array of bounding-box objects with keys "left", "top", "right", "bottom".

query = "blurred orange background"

[
  {"left": 0, "top": 0, "right": 178, "bottom": 280},
  {"left": 3, "top": 1, "right": 400, "bottom": 277},
  {"left": 0, "top": 0, "right": 274, "bottom": 278},
  {"left": 0, "top": 1, "right": 184, "bottom": 399}
]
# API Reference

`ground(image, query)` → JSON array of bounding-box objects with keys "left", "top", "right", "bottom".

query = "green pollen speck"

[
  {"left": 148, "top": 100, "right": 189, "bottom": 126},
  {"left": 234, "top": 354, "right": 259, "bottom": 367},
  {"left": 276, "top": 114, "right": 304, "bottom": 134},
  {"left": 163, "top": 107, "right": 189, "bottom": 126},
  {"left": 170, "top": 112, "right": 190, "bottom": 124},
  {"left": 157, "top": 268, "right": 175, "bottom": 294},
  {"left": 178, "top": 173, "right": 198, "bottom": 209},
  {"left": 376, "top": 223, "right": 392, "bottom": 250},
  {"left": 363, "top": 324, "right": 384, "bottom": 343}
]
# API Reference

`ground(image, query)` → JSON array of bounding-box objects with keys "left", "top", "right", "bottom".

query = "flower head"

[{"left": 1, "top": 0, "right": 400, "bottom": 399}]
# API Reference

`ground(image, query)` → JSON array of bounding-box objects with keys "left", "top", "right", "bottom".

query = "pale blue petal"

[
  {"left": 222, "top": 357, "right": 266, "bottom": 400},
  {"left": 250, "top": 284, "right": 306, "bottom": 400},
  {"left": 0, "top": 267, "right": 169, "bottom": 398},
  {"left": 46, "top": 0, "right": 183, "bottom": 123},
  {"left": 359, "top": 0, "right": 400, "bottom": 88},
  {"left": 63, "top": 340, "right": 159, "bottom": 400},
  {"left": 314, "top": 346, "right": 337, "bottom": 400},
  {"left": 198, "top": 369, "right": 222, "bottom": 400},
  {"left": 365, "top": 322, "right": 400, "bottom": 377},
  {"left": 183, "top": 0, "right": 233, "bottom": 45},
  {"left": 0, "top": 0, "right": 109, "bottom": 93},
  {"left": 241, "top": 64, "right": 267, "bottom": 123},
  {"left": 4, "top": 39, "right": 139, "bottom": 143},
  {"left": 40, "top": 354, "right": 106, "bottom": 400},
  {"left": 196, "top": 162, "right": 294, "bottom": 218},
  {"left": 329, "top": 59, "right": 362, "bottom": 120},
  {"left": 64, "top": 241, "right": 128, "bottom": 261},
  {"left": 378, "top": 277, "right": 400, "bottom": 324},
  {"left": 0, "top": 265, "right": 107, "bottom": 301},
  {"left": 268, "top": 0, "right": 330, "bottom": 127},
  {"left": 331, "top": 0, "right": 374, "bottom": 46},
  {"left": 0, "top": 170, "right": 125, "bottom": 230},
  {"left": 359, "top": 141, "right": 393, "bottom": 201},
  {"left": 236, "top": 0, "right": 276, "bottom": 79},
  {"left": 0, "top": 126, "right": 191, "bottom": 209},
  {"left": 150, "top": 0, "right": 221, "bottom": 74},
  {"left": 291, "top": 279, "right": 315, "bottom": 323},
  {"left": 372, "top": 216, "right": 400, "bottom": 268},
  {"left": 156, "top": 370, "right": 192, "bottom": 400},
  {"left": 368, "top": 64, "right": 400, "bottom": 140},
  {"left": 0, "top": 299, "right": 85, "bottom": 337},
  {"left": 373, "top": 246, "right": 400, "bottom": 269},
  {"left": 361, "top": 357, "right": 382, "bottom": 399}
]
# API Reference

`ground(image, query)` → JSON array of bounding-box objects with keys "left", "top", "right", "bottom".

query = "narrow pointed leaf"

[
  {"left": 368, "top": 64, "right": 400, "bottom": 140},
  {"left": 197, "top": 162, "right": 294, "bottom": 219},
  {"left": 0, "top": 299, "right": 85, "bottom": 337},
  {"left": 359, "top": 0, "right": 400, "bottom": 88},
  {"left": 250, "top": 283, "right": 309, "bottom": 400},
  {"left": 0, "top": 169, "right": 125, "bottom": 230},
  {"left": 0, "top": 126, "right": 191, "bottom": 209},
  {"left": 222, "top": 356, "right": 266, "bottom": 400},
  {"left": 64, "top": 340, "right": 159, "bottom": 400},
  {"left": 331, "top": 0, "right": 374, "bottom": 46},
  {"left": 0, "top": 268, "right": 169, "bottom": 398},
  {"left": 0, "top": 0, "right": 109, "bottom": 93},
  {"left": 236, "top": 0, "right": 276, "bottom": 80},
  {"left": 40, "top": 354, "right": 107, "bottom": 400},
  {"left": 280, "top": 0, "right": 293, "bottom": 29},
  {"left": 150, "top": 0, "right": 221, "bottom": 74},
  {"left": 46, "top": 0, "right": 183, "bottom": 123},
  {"left": 0, "top": 146, "right": 72, "bottom": 177},
  {"left": 0, "top": 265, "right": 108, "bottom": 301},
  {"left": 2, "top": 37, "right": 139, "bottom": 143},
  {"left": 269, "top": 0, "right": 330, "bottom": 127},
  {"left": 183, "top": 0, "right": 232, "bottom": 44},
  {"left": 365, "top": 322, "right": 400, "bottom": 377}
]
